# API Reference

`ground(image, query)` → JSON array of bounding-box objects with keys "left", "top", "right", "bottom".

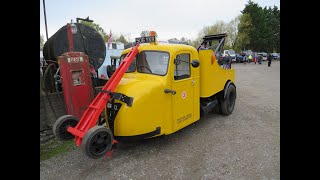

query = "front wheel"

[
  {"left": 221, "top": 84, "right": 236, "bottom": 116},
  {"left": 81, "top": 126, "right": 114, "bottom": 159}
]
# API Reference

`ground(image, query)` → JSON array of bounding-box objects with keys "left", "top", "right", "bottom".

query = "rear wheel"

[{"left": 220, "top": 84, "right": 236, "bottom": 116}]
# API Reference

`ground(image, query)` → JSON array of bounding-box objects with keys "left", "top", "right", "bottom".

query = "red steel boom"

[{"left": 67, "top": 44, "right": 140, "bottom": 146}]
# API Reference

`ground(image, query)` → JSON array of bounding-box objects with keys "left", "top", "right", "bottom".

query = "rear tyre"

[{"left": 220, "top": 84, "right": 236, "bottom": 116}]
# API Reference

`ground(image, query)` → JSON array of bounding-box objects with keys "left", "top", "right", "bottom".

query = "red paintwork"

[
  {"left": 67, "top": 24, "right": 74, "bottom": 52},
  {"left": 67, "top": 44, "right": 140, "bottom": 146},
  {"left": 59, "top": 52, "right": 94, "bottom": 119}
]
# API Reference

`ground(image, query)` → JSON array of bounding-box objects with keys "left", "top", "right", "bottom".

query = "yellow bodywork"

[
  {"left": 198, "top": 50, "right": 235, "bottom": 97},
  {"left": 111, "top": 43, "right": 234, "bottom": 138}
]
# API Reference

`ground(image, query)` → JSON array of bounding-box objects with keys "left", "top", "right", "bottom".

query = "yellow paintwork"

[
  {"left": 113, "top": 73, "right": 168, "bottom": 136},
  {"left": 198, "top": 50, "right": 235, "bottom": 97},
  {"left": 170, "top": 49, "right": 200, "bottom": 132},
  {"left": 112, "top": 43, "right": 233, "bottom": 138}
]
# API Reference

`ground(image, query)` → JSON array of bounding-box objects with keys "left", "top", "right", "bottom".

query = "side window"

[
  {"left": 174, "top": 53, "right": 190, "bottom": 80},
  {"left": 120, "top": 54, "right": 136, "bottom": 73}
]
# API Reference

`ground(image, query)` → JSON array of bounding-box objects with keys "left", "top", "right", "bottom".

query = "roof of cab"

[{"left": 121, "top": 43, "right": 197, "bottom": 55}]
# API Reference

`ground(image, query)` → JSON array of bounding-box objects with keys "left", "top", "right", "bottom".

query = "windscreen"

[
  {"left": 229, "top": 50, "right": 235, "bottom": 55},
  {"left": 121, "top": 51, "right": 170, "bottom": 76}
]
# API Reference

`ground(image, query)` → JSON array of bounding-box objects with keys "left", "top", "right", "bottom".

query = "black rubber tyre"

[
  {"left": 220, "top": 84, "right": 236, "bottom": 116},
  {"left": 53, "top": 115, "right": 79, "bottom": 141},
  {"left": 81, "top": 126, "right": 113, "bottom": 159}
]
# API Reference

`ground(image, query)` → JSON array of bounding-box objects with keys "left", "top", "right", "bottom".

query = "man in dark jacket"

[
  {"left": 267, "top": 53, "right": 272, "bottom": 67},
  {"left": 228, "top": 54, "right": 232, "bottom": 69},
  {"left": 258, "top": 55, "right": 262, "bottom": 64}
]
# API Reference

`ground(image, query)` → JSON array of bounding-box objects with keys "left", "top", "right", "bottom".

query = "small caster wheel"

[
  {"left": 81, "top": 126, "right": 113, "bottom": 159},
  {"left": 53, "top": 115, "right": 78, "bottom": 141}
]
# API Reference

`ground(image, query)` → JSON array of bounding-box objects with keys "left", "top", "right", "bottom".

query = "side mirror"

[{"left": 191, "top": 60, "right": 200, "bottom": 68}]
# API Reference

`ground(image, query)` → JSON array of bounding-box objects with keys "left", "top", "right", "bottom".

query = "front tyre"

[{"left": 81, "top": 126, "right": 114, "bottom": 159}]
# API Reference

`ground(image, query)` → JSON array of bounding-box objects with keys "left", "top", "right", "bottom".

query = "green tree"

[
  {"left": 191, "top": 21, "right": 226, "bottom": 48},
  {"left": 227, "top": 16, "right": 240, "bottom": 49},
  {"left": 240, "top": 0, "right": 280, "bottom": 52},
  {"left": 116, "top": 34, "right": 128, "bottom": 44},
  {"left": 40, "top": 34, "right": 44, "bottom": 50},
  {"left": 236, "top": 13, "right": 252, "bottom": 51},
  {"left": 103, "top": 35, "right": 110, "bottom": 43},
  {"left": 180, "top": 37, "right": 192, "bottom": 45},
  {"left": 189, "top": 0, "right": 279, "bottom": 53},
  {"left": 191, "top": 20, "right": 239, "bottom": 50},
  {"left": 270, "top": 6, "right": 280, "bottom": 52}
]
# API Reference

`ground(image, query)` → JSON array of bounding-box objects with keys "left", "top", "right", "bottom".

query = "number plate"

[{"left": 135, "top": 36, "right": 156, "bottom": 44}]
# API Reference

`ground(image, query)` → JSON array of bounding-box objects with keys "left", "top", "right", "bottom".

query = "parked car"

[
  {"left": 271, "top": 53, "right": 280, "bottom": 60},
  {"left": 257, "top": 52, "right": 267, "bottom": 61},
  {"left": 242, "top": 50, "right": 252, "bottom": 56},
  {"left": 236, "top": 53, "right": 243, "bottom": 63},
  {"left": 222, "top": 49, "right": 236, "bottom": 62}
]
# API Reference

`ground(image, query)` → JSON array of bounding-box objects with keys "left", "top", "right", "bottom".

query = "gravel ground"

[{"left": 40, "top": 60, "right": 280, "bottom": 180}]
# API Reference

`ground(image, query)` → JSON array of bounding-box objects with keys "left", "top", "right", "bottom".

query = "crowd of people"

[
  {"left": 198, "top": 42, "right": 274, "bottom": 69},
  {"left": 219, "top": 53, "right": 273, "bottom": 69}
]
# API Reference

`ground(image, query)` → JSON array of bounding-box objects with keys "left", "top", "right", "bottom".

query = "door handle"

[
  {"left": 192, "top": 80, "right": 195, "bottom": 85},
  {"left": 164, "top": 89, "right": 176, "bottom": 95}
]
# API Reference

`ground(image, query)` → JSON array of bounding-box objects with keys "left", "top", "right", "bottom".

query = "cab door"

[{"left": 171, "top": 52, "right": 194, "bottom": 132}]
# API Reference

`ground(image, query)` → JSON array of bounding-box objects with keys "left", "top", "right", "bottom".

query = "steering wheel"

[{"left": 138, "top": 65, "right": 152, "bottom": 73}]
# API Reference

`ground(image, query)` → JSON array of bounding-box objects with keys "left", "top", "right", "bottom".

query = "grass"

[{"left": 40, "top": 138, "right": 77, "bottom": 161}]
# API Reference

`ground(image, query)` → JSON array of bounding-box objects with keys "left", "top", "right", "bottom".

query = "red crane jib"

[{"left": 67, "top": 44, "right": 140, "bottom": 146}]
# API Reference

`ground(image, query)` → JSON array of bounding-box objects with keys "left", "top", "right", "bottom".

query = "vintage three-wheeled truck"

[{"left": 53, "top": 33, "right": 236, "bottom": 159}]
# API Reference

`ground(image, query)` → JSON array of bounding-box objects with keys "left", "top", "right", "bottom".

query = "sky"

[{"left": 40, "top": 0, "right": 280, "bottom": 42}]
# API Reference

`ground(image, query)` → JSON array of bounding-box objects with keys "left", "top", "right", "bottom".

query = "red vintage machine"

[
  {"left": 53, "top": 43, "right": 139, "bottom": 158},
  {"left": 42, "top": 17, "right": 106, "bottom": 141},
  {"left": 58, "top": 52, "right": 94, "bottom": 119},
  {"left": 58, "top": 21, "right": 94, "bottom": 119}
]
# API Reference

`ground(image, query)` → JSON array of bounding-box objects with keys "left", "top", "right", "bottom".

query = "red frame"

[{"left": 67, "top": 44, "right": 140, "bottom": 146}]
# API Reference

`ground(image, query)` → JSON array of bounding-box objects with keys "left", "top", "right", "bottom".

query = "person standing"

[
  {"left": 267, "top": 53, "right": 272, "bottom": 67},
  {"left": 227, "top": 53, "right": 232, "bottom": 69},
  {"left": 199, "top": 42, "right": 208, "bottom": 50},
  {"left": 258, "top": 55, "right": 262, "bottom": 64},
  {"left": 248, "top": 54, "right": 252, "bottom": 63},
  {"left": 222, "top": 54, "right": 228, "bottom": 69},
  {"left": 243, "top": 54, "right": 247, "bottom": 64}
]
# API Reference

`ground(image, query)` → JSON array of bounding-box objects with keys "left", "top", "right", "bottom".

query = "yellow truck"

[{"left": 53, "top": 33, "right": 236, "bottom": 159}]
